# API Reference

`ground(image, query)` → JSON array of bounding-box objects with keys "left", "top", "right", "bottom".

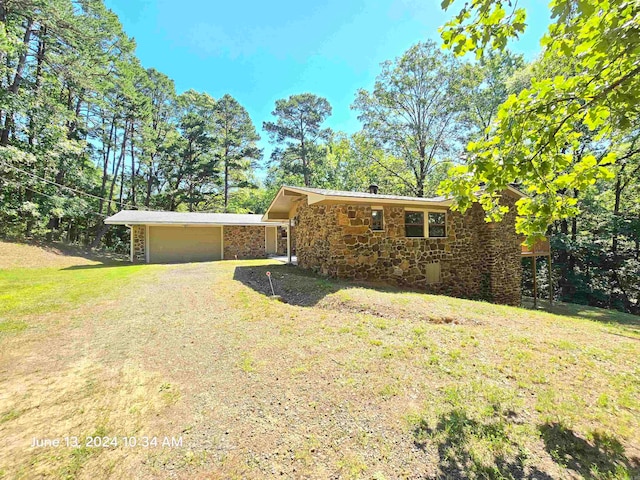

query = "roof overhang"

[
  {"left": 262, "top": 186, "right": 454, "bottom": 221},
  {"left": 106, "top": 221, "right": 278, "bottom": 227},
  {"left": 104, "top": 210, "right": 285, "bottom": 227}
]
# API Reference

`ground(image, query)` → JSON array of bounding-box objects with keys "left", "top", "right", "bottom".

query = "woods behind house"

[{"left": 0, "top": 1, "right": 638, "bottom": 314}]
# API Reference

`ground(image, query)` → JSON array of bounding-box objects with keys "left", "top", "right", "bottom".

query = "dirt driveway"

[{"left": 1, "top": 253, "right": 639, "bottom": 479}]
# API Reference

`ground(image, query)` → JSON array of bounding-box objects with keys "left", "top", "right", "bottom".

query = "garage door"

[{"left": 148, "top": 226, "right": 222, "bottom": 263}]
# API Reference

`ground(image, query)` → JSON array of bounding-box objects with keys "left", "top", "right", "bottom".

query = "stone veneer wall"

[
  {"left": 223, "top": 225, "right": 267, "bottom": 260},
  {"left": 131, "top": 225, "right": 146, "bottom": 263},
  {"left": 293, "top": 194, "right": 522, "bottom": 305}
]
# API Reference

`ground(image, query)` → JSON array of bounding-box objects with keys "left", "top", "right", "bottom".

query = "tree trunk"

[
  {"left": 612, "top": 173, "right": 622, "bottom": 254},
  {"left": 1, "top": 17, "right": 34, "bottom": 145},
  {"left": 107, "top": 120, "right": 128, "bottom": 216},
  {"left": 28, "top": 24, "right": 47, "bottom": 146},
  {"left": 300, "top": 134, "right": 310, "bottom": 187},
  {"left": 99, "top": 116, "right": 116, "bottom": 214},
  {"left": 224, "top": 147, "right": 229, "bottom": 211},
  {"left": 130, "top": 121, "right": 136, "bottom": 206},
  {"left": 145, "top": 156, "right": 154, "bottom": 207}
]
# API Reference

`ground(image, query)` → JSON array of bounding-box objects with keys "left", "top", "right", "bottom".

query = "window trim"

[
  {"left": 404, "top": 209, "right": 426, "bottom": 238},
  {"left": 427, "top": 211, "right": 447, "bottom": 238},
  {"left": 371, "top": 206, "right": 385, "bottom": 232},
  {"left": 404, "top": 209, "right": 448, "bottom": 238}
]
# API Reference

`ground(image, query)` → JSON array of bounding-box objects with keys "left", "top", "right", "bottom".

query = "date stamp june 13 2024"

[{"left": 30, "top": 436, "right": 183, "bottom": 449}]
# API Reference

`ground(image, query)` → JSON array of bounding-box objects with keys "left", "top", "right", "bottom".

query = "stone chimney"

[{"left": 368, "top": 184, "right": 379, "bottom": 195}]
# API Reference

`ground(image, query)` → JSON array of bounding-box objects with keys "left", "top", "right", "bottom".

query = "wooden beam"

[
  {"left": 267, "top": 212, "right": 290, "bottom": 220},
  {"left": 533, "top": 254, "right": 538, "bottom": 309},
  {"left": 548, "top": 253, "right": 553, "bottom": 306},
  {"left": 287, "top": 218, "right": 292, "bottom": 265}
]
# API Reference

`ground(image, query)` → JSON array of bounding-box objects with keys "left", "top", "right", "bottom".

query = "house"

[
  {"left": 106, "top": 183, "right": 525, "bottom": 306},
  {"left": 261, "top": 185, "right": 525, "bottom": 306},
  {"left": 104, "top": 210, "right": 291, "bottom": 263}
]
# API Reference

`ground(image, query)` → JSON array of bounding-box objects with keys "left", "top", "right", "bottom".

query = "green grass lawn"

[
  {"left": 0, "top": 242, "right": 638, "bottom": 479},
  {"left": 0, "top": 264, "right": 147, "bottom": 320}
]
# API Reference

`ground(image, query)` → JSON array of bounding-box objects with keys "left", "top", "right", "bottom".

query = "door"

[
  {"left": 148, "top": 226, "right": 222, "bottom": 263},
  {"left": 265, "top": 226, "right": 277, "bottom": 255}
]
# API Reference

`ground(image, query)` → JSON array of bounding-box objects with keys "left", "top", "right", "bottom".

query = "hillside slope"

[{"left": 0, "top": 247, "right": 638, "bottom": 479}]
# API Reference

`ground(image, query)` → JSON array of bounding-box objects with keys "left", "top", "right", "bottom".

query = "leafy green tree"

[
  {"left": 138, "top": 68, "right": 177, "bottom": 208},
  {"left": 214, "top": 94, "right": 261, "bottom": 211},
  {"left": 263, "top": 93, "right": 332, "bottom": 187},
  {"left": 312, "top": 132, "right": 420, "bottom": 195},
  {"left": 439, "top": 0, "right": 640, "bottom": 241},
  {"left": 352, "top": 41, "right": 465, "bottom": 197},
  {"left": 458, "top": 50, "right": 524, "bottom": 138},
  {"left": 168, "top": 90, "right": 219, "bottom": 211}
]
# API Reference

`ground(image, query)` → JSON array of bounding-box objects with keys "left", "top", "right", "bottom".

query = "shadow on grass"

[
  {"left": 413, "top": 409, "right": 555, "bottom": 479},
  {"left": 62, "top": 260, "right": 134, "bottom": 271},
  {"left": 539, "top": 423, "right": 640, "bottom": 479},
  {"left": 233, "top": 264, "right": 343, "bottom": 306},
  {"left": 522, "top": 297, "right": 640, "bottom": 332},
  {"left": 412, "top": 409, "right": 640, "bottom": 479},
  {"left": 1, "top": 238, "right": 128, "bottom": 263},
  {"left": 233, "top": 263, "right": 414, "bottom": 307}
]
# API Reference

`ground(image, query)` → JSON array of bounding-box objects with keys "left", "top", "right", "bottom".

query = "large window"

[
  {"left": 405, "top": 211, "right": 424, "bottom": 237},
  {"left": 371, "top": 209, "right": 384, "bottom": 231},
  {"left": 428, "top": 212, "right": 446, "bottom": 237}
]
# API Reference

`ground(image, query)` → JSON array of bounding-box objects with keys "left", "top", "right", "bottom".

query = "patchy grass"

[
  {"left": 0, "top": 239, "right": 124, "bottom": 269},
  {"left": 0, "top": 264, "right": 148, "bottom": 320},
  {"left": 0, "top": 243, "right": 638, "bottom": 478}
]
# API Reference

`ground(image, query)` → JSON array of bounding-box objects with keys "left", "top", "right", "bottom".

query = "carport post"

[
  {"left": 287, "top": 219, "right": 292, "bottom": 264},
  {"left": 129, "top": 225, "right": 133, "bottom": 263}
]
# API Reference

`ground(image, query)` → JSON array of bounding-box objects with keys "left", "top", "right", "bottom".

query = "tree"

[
  {"left": 168, "top": 90, "right": 219, "bottom": 211},
  {"left": 458, "top": 50, "right": 524, "bottom": 138},
  {"left": 308, "top": 132, "right": 420, "bottom": 195},
  {"left": 214, "top": 94, "right": 261, "bottom": 211},
  {"left": 138, "top": 68, "right": 177, "bottom": 208},
  {"left": 263, "top": 93, "right": 332, "bottom": 187},
  {"left": 439, "top": 0, "right": 640, "bottom": 241},
  {"left": 352, "top": 41, "right": 465, "bottom": 197},
  {"left": 0, "top": 0, "right": 263, "bottom": 249}
]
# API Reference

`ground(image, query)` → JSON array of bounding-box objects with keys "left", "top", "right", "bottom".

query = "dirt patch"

[
  {"left": 1, "top": 259, "right": 638, "bottom": 479},
  {"left": 317, "top": 294, "right": 475, "bottom": 325},
  {"left": 233, "top": 263, "right": 477, "bottom": 324}
]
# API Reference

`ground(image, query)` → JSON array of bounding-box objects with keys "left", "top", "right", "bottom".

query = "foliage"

[
  {"left": 352, "top": 41, "right": 466, "bottom": 197},
  {"left": 0, "top": 1, "right": 262, "bottom": 247},
  {"left": 214, "top": 94, "right": 261, "bottom": 211},
  {"left": 439, "top": 0, "right": 640, "bottom": 242},
  {"left": 263, "top": 93, "right": 332, "bottom": 187}
]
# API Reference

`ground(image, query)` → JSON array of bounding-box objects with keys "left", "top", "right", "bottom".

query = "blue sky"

[{"left": 105, "top": 0, "right": 551, "bottom": 175}]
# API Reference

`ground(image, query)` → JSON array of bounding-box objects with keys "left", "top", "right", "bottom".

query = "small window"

[
  {"left": 281, "top": 228, "right": 287, "bottom": 238},
  {"left": 405, "top": 211, "right": 424, "bottom": 237},
  {"left": 428, "top": 212, "right": 446, "bottom": 237},
  {"left": 371, "top": 209, "right": 384, "bottom": 231}
]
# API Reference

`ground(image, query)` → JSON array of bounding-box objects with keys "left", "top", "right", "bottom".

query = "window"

[
  {"left": 428, "top": 212, "right": 446, "bottom": 237},
  {"left": 281, "top": 228, "right": 287, "bottom": 238},
  {"left": 405, "top": 211, "right": 424, "bottom": 237},
  {"left": 371, "top": 209, "right": 384, "bottom": 231}
]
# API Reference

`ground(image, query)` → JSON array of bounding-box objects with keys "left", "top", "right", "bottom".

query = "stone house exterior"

[
  {"left": 105, "top": 211, "right": 287, "bottom": 263},
  {"left": 262, "top": 185, "right": 524, "bottom": 305}
]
